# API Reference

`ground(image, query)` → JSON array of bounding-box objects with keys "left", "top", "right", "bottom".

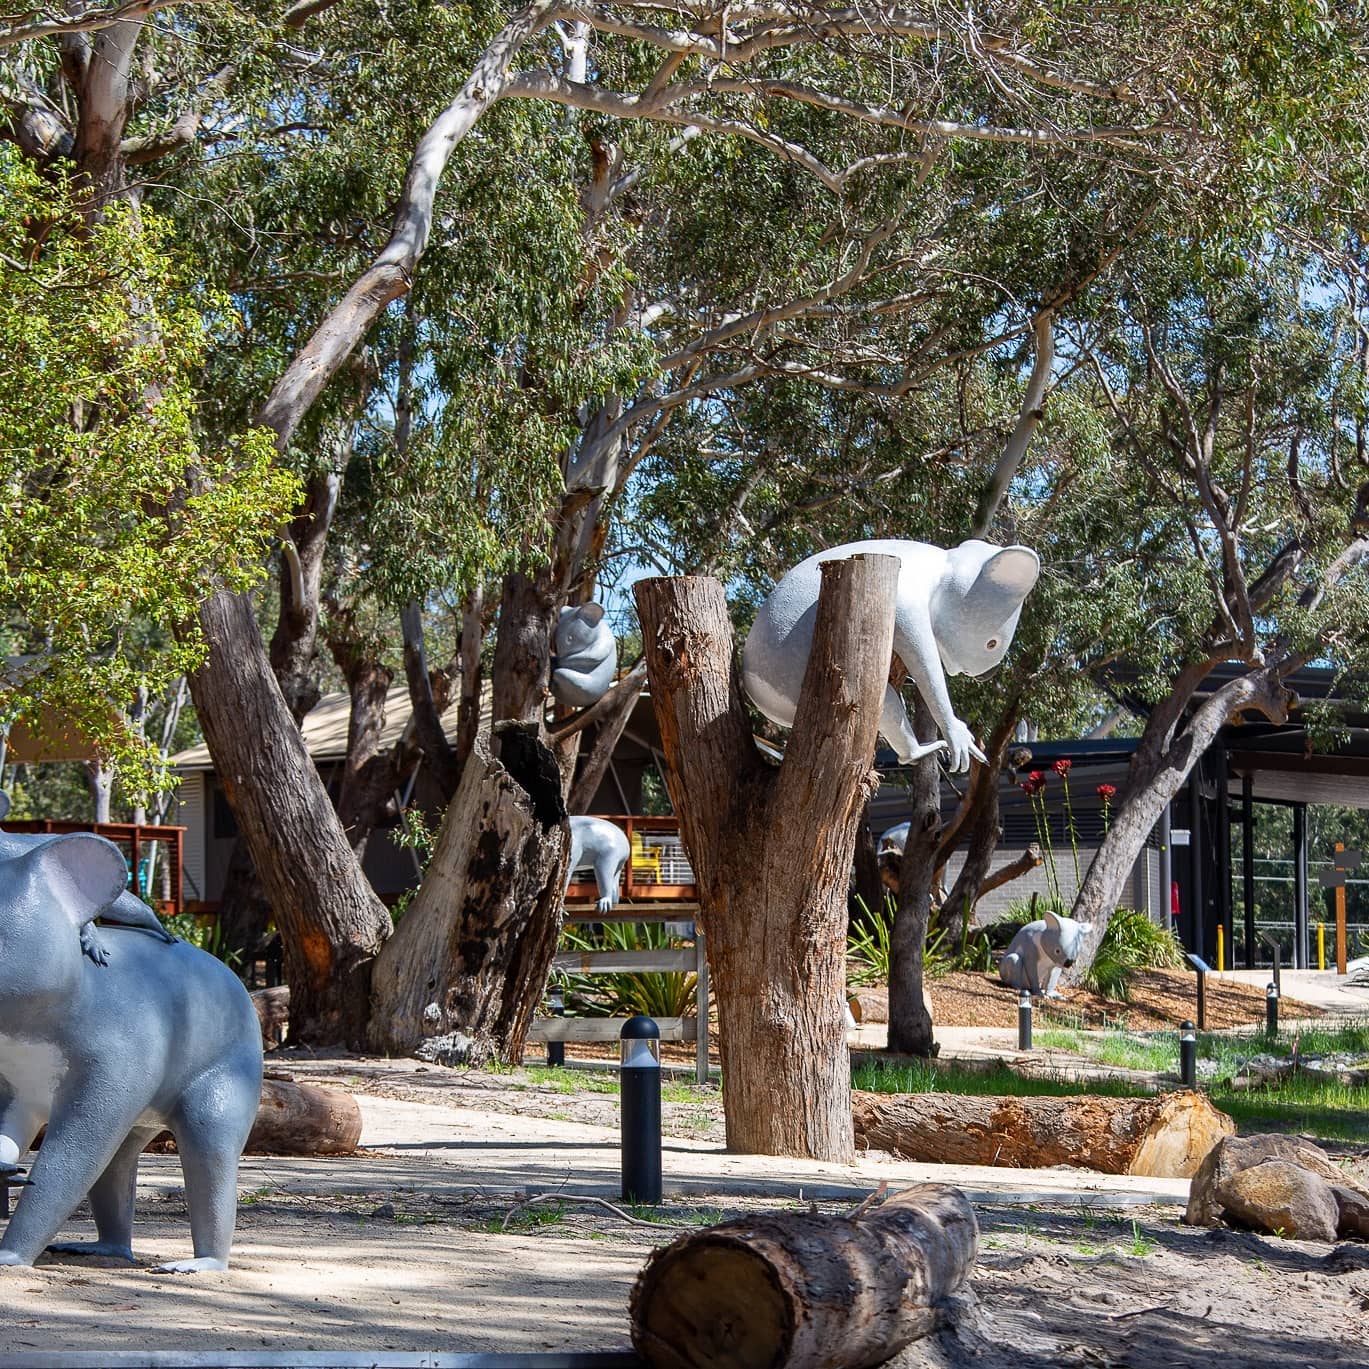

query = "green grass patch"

[{"left": 852, "top": 1058, "right": 1150, "bottom": 1099}]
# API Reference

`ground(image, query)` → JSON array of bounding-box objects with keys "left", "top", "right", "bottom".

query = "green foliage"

[
  {"left": 556, "top": 921, "right": 697, "bottom": 1019},
  {"left": 160, "top": 912, "right": 244, "bottom": 969},
  {"left": 1081, "top": 908, "right": 1185, "bottom": 1001},
  {"left": 0, "top": 150, "right": 297, "bottom": 792},
  {"left": 847, "top": 895, "right": 894, "bottom": 987}
]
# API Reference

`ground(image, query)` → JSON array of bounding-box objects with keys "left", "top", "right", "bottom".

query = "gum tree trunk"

[
  {"left": 189, "top": 590, "right": 393, "bottom": 1045},
  {"left": 888, "top": 696, "right": 938, "bottom": 1057},
  {"left": 637, "top": 555, "right": 899, "bottom": 1162}
]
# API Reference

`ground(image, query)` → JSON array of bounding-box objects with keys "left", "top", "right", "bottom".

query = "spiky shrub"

[
  {"left": 556, "top": 921, "right": 697, "bottom": 1019},
  {"left": 1082, "top": 906, "right": 1184, "bottom": 1001}
]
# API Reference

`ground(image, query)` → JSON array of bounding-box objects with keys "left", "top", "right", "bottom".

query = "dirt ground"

[
  {"left": 1, "top": 1053, "right": 1367, "bottom": 1366},
  {"left": 915, "top": 967, "right": 1324, "bottom": 1032}
]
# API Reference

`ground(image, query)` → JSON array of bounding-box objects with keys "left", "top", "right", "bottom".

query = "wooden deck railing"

[
  {"left": 4, "top": 821, "right": 185, "bottom": 917},
  {"left": 564, "top": 814, "right": 697, "bottom": 903}
]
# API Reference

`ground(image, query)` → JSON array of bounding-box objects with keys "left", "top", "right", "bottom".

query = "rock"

[
  {"left": 1213, "top": 1159, "right": 1340, "bottom": 1242},
  {"left": 1186, "top": 1133, "right": 1369, "bottom": 1227},
  {"left": 370, "top": 1202, "right": 396, "bottom": 1220},
  {"left": 1332, "top": 1186, "right": 1369, "bottom": 1240}
]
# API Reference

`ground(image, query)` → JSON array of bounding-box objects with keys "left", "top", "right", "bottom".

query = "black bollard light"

[
  {"left": 546, "top": 983, "right": 565, "bottom": 1068},
  {"left": 620, "top": 1015, "right": 662, "bottom": 1206},
  {"left": 1179, "top": 1020, "right": 1197, "bottom": 1088},
  {"left": 1266, "top": 982, "right": 1279, "bottom": 1037},
  {"left": 0, "top": 1163, "right": 28, "bottom": 1220},
  {"left": 1017, "top": 990, "right": 1033, "bottom": 1051}
]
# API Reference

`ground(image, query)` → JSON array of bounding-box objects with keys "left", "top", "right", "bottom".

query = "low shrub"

[
  {"left": 556, "top": 921, "right": 697, "bottom": 1019},
  {"left": 1082, "top": 906, "right": 1184, "bottom": 1000}
]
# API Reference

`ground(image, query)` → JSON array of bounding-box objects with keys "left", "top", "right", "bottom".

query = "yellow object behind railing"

[
  {"left": 1318, "top": 921, "right": 1326, "bottom": 971},
  {"left": 630, "top": 828, "right": 663, "bottom": 883},
  {"left": 1216, "top": 925, "right": 1224, "bottom": 973}
]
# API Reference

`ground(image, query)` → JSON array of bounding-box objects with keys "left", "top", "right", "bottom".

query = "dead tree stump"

[{"left": 630, "top": 1184, "right": 977, "bottom": 1369}]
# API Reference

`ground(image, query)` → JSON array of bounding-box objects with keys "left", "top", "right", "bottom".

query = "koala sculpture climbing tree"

[
  {"left": 743, "top": 539, "right": 1040, "bottom": 771},
  {"left": 551, "top": 603, "right": 616, "bottom": 707}
]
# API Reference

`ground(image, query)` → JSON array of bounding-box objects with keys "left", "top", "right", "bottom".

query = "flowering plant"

[{"left": 1097, "top": 783, "right": 1117, "bottom": 830}]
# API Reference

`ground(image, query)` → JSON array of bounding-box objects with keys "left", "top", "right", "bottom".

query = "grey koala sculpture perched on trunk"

[{"left": 0, "top": 832, "right": 263, "bottom": 1271}]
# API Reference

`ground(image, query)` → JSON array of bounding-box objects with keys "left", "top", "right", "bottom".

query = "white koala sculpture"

[
  {"left": 998, "top": 909, "right": 1094, "bottom": 998},
  {"left": 742, "top": 539, "right": 1040, "bottom": 772},
  {"left": 566, "top": 816, "right": 629, "bottom": 913},
  {"left": 551, "top": 603, "right": 616, "bottom": 707}
]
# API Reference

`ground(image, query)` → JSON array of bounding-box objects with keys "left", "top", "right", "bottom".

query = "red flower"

[
  {"left": 1029, "top": 770, "right": 1046, "bottom": 786},
  {"left": 1020, "top": 779, "right": 1036, "bottom": 795},
  {"left": 1053, "top": 758, "right": 1072, "bottom": 777},
  {"left": 1096, "top": 783, "right": 1117, "bottom": 801}
]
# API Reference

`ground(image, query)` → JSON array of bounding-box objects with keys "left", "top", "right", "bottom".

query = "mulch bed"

[{"left": 921, "top": 968, "right": 1322, "bottom": 1032}]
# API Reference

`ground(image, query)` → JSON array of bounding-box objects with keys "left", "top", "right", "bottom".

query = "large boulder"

[
  {"left": 1186, "top": 1133, "right": 1369, "bottom": 1227},
  {"left": 1212, "top": 1160, "right": 1340, "bottom": 1242},
  {"left": 1332, "top": 1186, "right": 1369, "bottom": 1240}
]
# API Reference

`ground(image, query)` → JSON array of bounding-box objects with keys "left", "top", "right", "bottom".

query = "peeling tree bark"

[
  {"left": 366, "top": 726, "right": 567, "bottom": 1064},
  {"left": 888, "top": 696, "right": 938, "bottom": 1057},
  {"left": 637, "top": 555, "right": 898, "bottom": 1162}
]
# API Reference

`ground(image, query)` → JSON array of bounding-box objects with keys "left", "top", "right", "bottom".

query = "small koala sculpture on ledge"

[
  {"left": 742, "top": 538, "right": 1040, "bottom": 772},
  {"left": 551, "top": 603, "right": 616, "bottom": 708},
  {"left": 565, "top": 816, "right": 629, "bottom": 913}
]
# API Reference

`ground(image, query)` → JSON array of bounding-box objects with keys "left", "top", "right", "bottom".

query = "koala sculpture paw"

[{"left": 80, "top": 925, "right": 111, "bottom": 967}]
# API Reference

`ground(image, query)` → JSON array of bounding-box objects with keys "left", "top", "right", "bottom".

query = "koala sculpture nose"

[{"left": 1062, "top": 958, "right": 1075, "bottom": 968}]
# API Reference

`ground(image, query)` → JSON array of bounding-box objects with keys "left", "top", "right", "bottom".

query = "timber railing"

[
  {"left": 534, "top": 814, "right": 711, "bottom": 1083},
  {"left": 4, "top": 820, "right": 185, "bottom": 917}
]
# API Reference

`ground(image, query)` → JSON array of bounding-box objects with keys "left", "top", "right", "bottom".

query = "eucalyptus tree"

[
  {"left": 1060, "top": 235, "right": 1369, "bottom": 979},
  {"left": 7, "top": 0, "right": 1367, "bottom": 1072}
]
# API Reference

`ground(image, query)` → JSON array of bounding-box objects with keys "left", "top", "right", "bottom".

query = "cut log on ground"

[
  {"left": 853, "top": 1089, "right": 1234, "bottom": 1178},
  {"left": 244, "top": 1076, "right": 363, "bottom": 1156},
  {"left": 630, "top": 1183, "right": 977, "bottom": 1369}
]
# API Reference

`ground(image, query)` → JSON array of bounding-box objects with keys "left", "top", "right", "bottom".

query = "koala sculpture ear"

[
  {"left": 962, "top": 545, "right": 1040, "bottom": 621},
  {"left": 1042, "top": 909, "right": 1062, "bottom": 932},
  {"left": 18, "top": 833, "right": 127, "bottom": 931},
  {"left": 576, "top": 602, "right": 606, "bottom": 627}
]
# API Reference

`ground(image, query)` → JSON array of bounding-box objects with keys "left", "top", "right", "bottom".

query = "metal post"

[
  {"left": 546, "top": 983, "right": 565, "bottom": 1068},
  {"left": 620, "top": 1015, "right": 662, "bottom": 1205},
  {"left": 1216, "top": 757, "right": 1232, "bottom": 971},
  {"left": 1266, "top": 982, "right": 1279, "bottom": 1037},
  {"left": 1179, "top": 1021, "right": 1197, "bottom": 1088},
  {"left": 694, "top": 924, "right": 709, "bottom": 1086},
  {"left": 1293, "top": 802, "right": 1309, "bottom": 969},
  {"left": 1189, "top": 769, "right": 1205, "bottom": 958},
  {"left": 1159, "top": 802, "right": 1173, "bottom": 933},
  {"left": 1259, "top": 930, "right": 1282, "bottom": 1000},
  {"left": 1017, "top": 991, "right": 1032, "bottom": 1051},
  {"left": 1186, "top": 952, "right": 1210, "bottom": 1030},
  {"left": 1242, "top": 774, "right": 1256, "bottom": 969}
]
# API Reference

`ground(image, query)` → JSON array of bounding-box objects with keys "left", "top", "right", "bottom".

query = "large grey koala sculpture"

[
  {"left": 0, "top": 832, "right": 263, "bottom": 1270},
  {"left": 551, "top": 603, "right": 616, "bottom": 707},
  {"left": 998, "top": 909, "right": 1094, "bottom": 998},
  {"left": 742, "top": 539, "right": 1040, "bottom": 771},
  {"left": 566, "top": 816, "right": 629, "bottom": 913}
]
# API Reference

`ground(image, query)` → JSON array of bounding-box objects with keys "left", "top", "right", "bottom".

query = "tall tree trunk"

[
  {"left": 454, "top": 585, "right": 486, "bottom": 777},
  {"left": 328, "top": 640, "right": 399, "bottom": 858},
  {"left": 1065, "top": 663, "right": 1296, "bottom": 982},
  {"left": 270, "top": 468, "right": 343, "bottom": 723},
  {"left": 491, "top": 568, "right": 558, "bottom": 731},
  {"left": 402, "top": 600, "right": 461, "bottom": 799},
  {"left": 888, "top": 696, "right": 938, "bottom": 1057},
  {"left": 637, "top": 555, "right": 899, "bottom": 1162},
  {"left": 565, "top": 662, "right": 647, "bottom": 813},
  {"left": 851, "top": 795, "right": 886, "bottom": 919},
  {"left": 189, "top": 590, "right": 392, "bottom": 1044},
  {"left": 84, "top": 758, "right": 113, "bottom": 823},
  {"left": 367, "top": 726, "right": 567, "bottom": 1062}
]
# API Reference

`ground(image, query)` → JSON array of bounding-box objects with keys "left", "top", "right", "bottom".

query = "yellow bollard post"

[
  {"left": 1216, "top": 925, "right": 1224, "bottom": 973},
  {"left": 1318, "top": 921, "right": 1326, "bottom": 972}
]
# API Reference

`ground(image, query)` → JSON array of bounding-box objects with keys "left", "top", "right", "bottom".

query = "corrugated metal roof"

[{"left": 169, "top": 684, "right": 474, "bottom": 771}]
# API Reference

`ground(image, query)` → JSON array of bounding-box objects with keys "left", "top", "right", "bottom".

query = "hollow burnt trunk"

[
  {"left": 637, "top": 556, "right": 899, "bottom": 1162},
  {"left": 631, "top": 1184, "right": 978, "bottom": 1369},
  {"left": 365, "top": 727, "right": 567, "bottom": 1064}
]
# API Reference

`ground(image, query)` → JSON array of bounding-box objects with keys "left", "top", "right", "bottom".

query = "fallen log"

[
  {"left": 630, "top": 1183, "right": 976, "bottom": 1369},
  {"left": 853, "top": 1089, "right": 1233, "bottom": 1178},
  {"left": 244, "top": 1076, "right": 362, "bottom": 1156}
]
